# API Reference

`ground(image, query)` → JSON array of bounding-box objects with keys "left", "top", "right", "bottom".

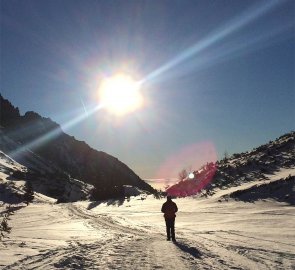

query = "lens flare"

[
  {"left": 166, "top": 162, "right": 217, "bottom": 197},
  {"left": 188, "top": 173, "right": 195, "bottom": 179},
  {"left": 155, "top": 141, "right": 218, "bottom": 197}
]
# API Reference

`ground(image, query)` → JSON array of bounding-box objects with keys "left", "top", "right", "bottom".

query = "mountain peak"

[{"left": 0, "top": 95, "right": 155, "bottom": 201}]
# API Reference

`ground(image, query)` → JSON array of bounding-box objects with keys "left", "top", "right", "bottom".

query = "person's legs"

[
  {"left": 165, "top": 219, "right": 171, "bottom": 240},
  {"left": 171, "top": 219, "right": 176, "bottom": 241}
]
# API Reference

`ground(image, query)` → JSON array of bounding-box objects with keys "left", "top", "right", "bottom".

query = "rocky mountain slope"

[
  {"left": 166, "top": 131, "right": 295, "bottom": 203},
  {"left": 0, "top": 149, "right": 93, "bottom": 203},
  {"left": 0, "top": 95, "right": 155, "bottom": 201},
  {"left": 213, "top": 131, "right": 294, "bottom": 186}
]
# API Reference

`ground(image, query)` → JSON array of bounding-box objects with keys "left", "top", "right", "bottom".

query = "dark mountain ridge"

[{"left": 0, "top": 95, "right": 155, "bottom": 200}]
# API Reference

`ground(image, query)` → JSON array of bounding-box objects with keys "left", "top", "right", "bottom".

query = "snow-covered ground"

[
  {"left": 0, "top": 149, "right": 93, "bottom": 203},
  {"left": 1, "top": 170, "right": 295, "bottom": 269}
]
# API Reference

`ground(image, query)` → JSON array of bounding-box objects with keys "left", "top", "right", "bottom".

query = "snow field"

[{"left": 1, "top": 192, "right": 294, "bottom": 270}]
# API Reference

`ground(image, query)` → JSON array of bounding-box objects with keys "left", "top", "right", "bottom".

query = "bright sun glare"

[{"left": 98, "top": 74, "right": 143, "bottom": 116}]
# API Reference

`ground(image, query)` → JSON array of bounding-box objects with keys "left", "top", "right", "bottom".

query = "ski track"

[
  {"left": 2, "top": 204, "right": 197, "bottom": 270},
  {"left": 2, "top": 203, "right": 295, "bottom": 270}
]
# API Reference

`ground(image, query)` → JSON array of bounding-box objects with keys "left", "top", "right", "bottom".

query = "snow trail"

[{"left": 1, "top": 195, "right": 295, "bottom": 269}]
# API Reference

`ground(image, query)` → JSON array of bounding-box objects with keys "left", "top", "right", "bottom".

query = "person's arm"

[
  {"left": 161, "top": 203, "right": 165, "bottom": 213},
  {"left": 175, "top": 203, "right": 178, "bottom": 213}
]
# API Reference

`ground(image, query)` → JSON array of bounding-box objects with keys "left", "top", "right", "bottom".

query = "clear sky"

[{"left": 1, "top": 0, "right": 294, "bottom": 181}]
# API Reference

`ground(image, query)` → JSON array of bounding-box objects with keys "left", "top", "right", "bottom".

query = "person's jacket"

[{"left": 161, "top": 200, "right": 178, "bottom": 219}]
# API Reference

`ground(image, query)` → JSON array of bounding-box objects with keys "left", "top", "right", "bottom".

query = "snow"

[
  {"left": 212, "top": 167, "right": 295, "bottom": 199},
  {"left": 1, "top": 131, "right": 294, "bottom": 269},
  {"left": 0, "top": 149, "right": 94, "bottom": 203},
  {"left": 1, "top": 168, "right": 295, "bottom": 270}
]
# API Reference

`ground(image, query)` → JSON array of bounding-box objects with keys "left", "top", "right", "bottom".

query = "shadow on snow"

[
  {"left": 174, "top": 241, "right": 202, "bottom": 259},
  {"left": 87, "top": 198, "right": 125, "bottom": 210}
]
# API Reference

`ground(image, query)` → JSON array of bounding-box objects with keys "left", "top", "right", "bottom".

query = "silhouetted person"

[{"left": 161, "top": 195, "right": 178, "bottom": 241}]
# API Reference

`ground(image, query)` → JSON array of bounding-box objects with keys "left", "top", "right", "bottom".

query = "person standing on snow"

[{"left": 161, "top": 195, "right": 178, "bottom": 241}]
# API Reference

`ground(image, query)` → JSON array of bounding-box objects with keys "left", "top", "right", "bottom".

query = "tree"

[
  {"left": 223, "top": 150, "right": 229, "bottom": 161},
  {"left": 23, "top": 181, "right": 34, "bottom": 205},
  {"left": 178, "top": 169, "right": 188, "bottom": 181}
]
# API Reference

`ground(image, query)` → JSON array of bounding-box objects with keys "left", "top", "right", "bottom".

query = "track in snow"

[{"left": 2, "top": 202, "right": 295, "bottom": 270}]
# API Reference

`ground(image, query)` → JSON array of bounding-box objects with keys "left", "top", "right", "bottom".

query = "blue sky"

[{"left": 1, "top": 0, "right": 294, "bottom": 180}]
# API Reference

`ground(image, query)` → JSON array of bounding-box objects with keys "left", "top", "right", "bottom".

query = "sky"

[{"left": 1, "top": 0, "right": 294, "bottom": 181}]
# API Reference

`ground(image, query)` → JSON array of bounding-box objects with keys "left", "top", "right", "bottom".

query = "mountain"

[
  {"left": 0, "top": 148, "right": 94, "bottom": 203},
  {"left": 211, "top": 131, "right": 294, "bottom": 189},
  {"left": 0, "top": 95, "right": 155, "bottom": 201},
  {"left": 166, "top": 131, "right": 295, "bottom": 203}
]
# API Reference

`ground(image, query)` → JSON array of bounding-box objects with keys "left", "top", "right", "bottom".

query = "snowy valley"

[
  {"left": 1, "top": 131, "right": 295, "bottom": 269},
  {"left": 1, "top": 0, "right": 295, "bottom": 268}
]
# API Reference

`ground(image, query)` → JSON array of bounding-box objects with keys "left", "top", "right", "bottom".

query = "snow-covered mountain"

[
  {"left": 166, "top": 131, "right": 295, "bottom": 204},
  {"left": 0, "top": 137, "right": 94, "bottom": 203},
  {"left": 212, "top": 131, "right": 295, "bottom": 188},
  {"left": 0, "top": 95, "right": 155, "bottom": 202}
]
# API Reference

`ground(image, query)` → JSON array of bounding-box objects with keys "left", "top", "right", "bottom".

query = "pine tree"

[{"left": 23, "top": 181, "right": 34, "bottom": 205}]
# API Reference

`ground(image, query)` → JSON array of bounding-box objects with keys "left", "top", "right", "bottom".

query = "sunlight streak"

[
  {"left": 164, "top": 20, "right": 294, "bottom": 81},
  {"left": 8, "top": 104, "right": 104, "bottom": 159},
  {"left": 81, "top": 98, "right": 88, "bottom": 116},
  {"left": 140, "top": 0, "right": 284, "bottom": 84}
]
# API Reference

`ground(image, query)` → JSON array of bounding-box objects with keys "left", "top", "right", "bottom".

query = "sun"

[{"left": 98, "top": 73, "right": 144, "bottom": 116}]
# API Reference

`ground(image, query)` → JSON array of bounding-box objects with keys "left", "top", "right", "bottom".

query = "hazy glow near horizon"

[{"left": 98, "top": 74, "right": 143, "bottom": 116}]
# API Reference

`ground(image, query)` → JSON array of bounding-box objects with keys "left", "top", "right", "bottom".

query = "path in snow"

[
  {"left": 1, "top": 203, "right": 197, "bottom": 269},
  {"left": 1, "top": 197, "right": 295, "bottom": 269}
]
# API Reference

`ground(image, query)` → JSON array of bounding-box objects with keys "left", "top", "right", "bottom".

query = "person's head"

[{"left": 167, "top": 195, "right": 172, "bottom": 201}]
